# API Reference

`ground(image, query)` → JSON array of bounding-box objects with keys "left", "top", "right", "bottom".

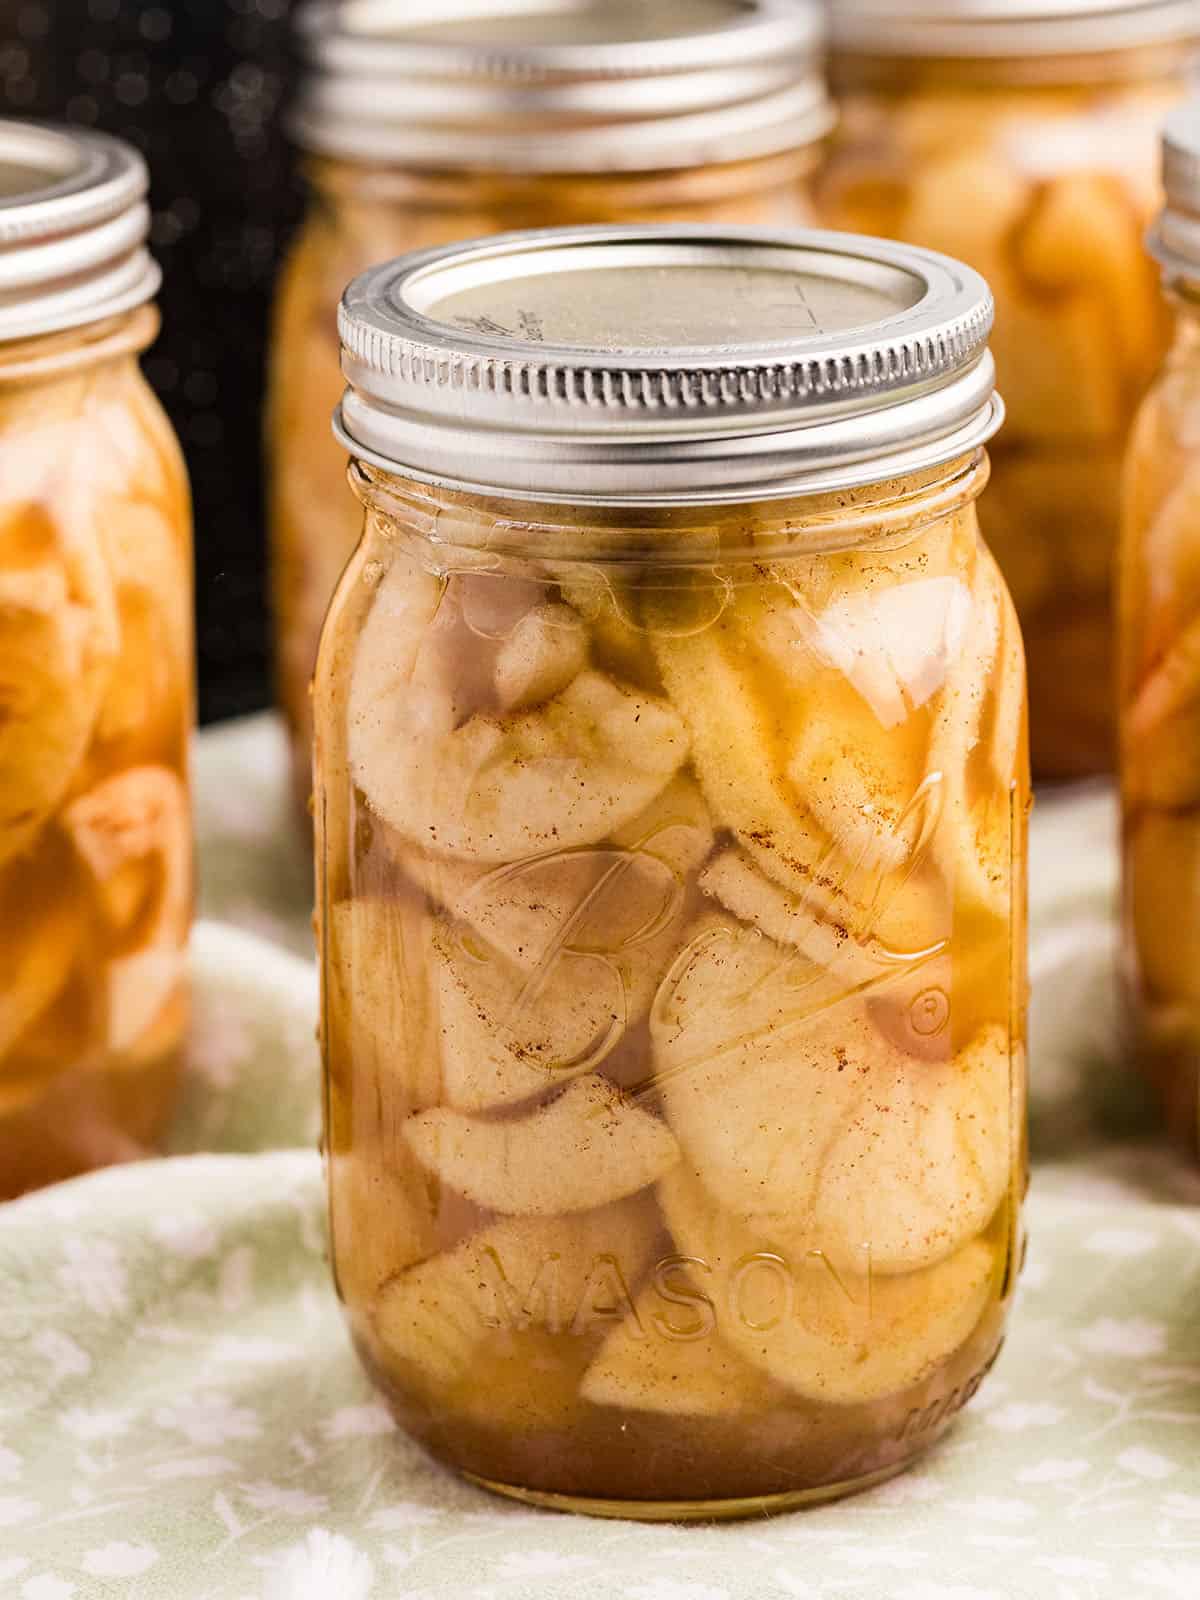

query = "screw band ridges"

[{"left": 338, "top": 301, "right": 993, "bottom": 414}]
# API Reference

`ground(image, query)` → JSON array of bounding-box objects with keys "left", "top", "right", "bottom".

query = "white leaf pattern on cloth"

[
  {"left": 1083, "top": 1229, "right": 1159, "bottom": 1257},
  {"left": 1016, "top": 1459, "right": 1090, "bottom": 1484},
  {"left": 983, "top": 1403, "right": 1066, "bottom": 1432},
  {"left": 1132, "top": 1561, "right": 1200, "bottom": 1591},
  {"left": 0, "top": 1498, "right": 39, "bottom": 1527},
  {"left": 625, "top": 1583, "right": 732, "bottom": 1600},
  {"left": 59, "top": 1409, "right": 133, "bottom": 1442},
  {"left": 80, "top": 1544, "right": 158, "bottom": 1578},
  {"left": 263, "top": 1530, "right": 373, "bottom": 1600},
  {"left": 494, "top": 1552, "right": 599, "bottom": 1579},
  {"left": 21, "top": 1578, "right": 75, "bottom": 1600},
  {"left": 949, "top": 1498, "right": 1036, "bottom": 1526},
  {"left": 831, "top": 1546, "right": 927, "bottom": 1571},
  {"left": 1036, "top": 1556, "right": 1110, "bottom": 1579},
  {"left": 150, "top": 1213, "right": 220, "bottom": 1259},
  {"left": 239, "top": 1481, "right": 329, "bottom": 1516},
  {"left": 153, "top": 1393, "right": 262, "bottom": 1447},
  {"left": 320, "top": 1404, "right": 395, "bottom": 1441},
  {"left": 1116, "top": 1447, "right": 1176, "bottom": 1480},
  {"left": 32, "top": 1333, "right": 91, "bottom": 1384},
  {"left": 0, "top": 723, "right": 1195, "bottom": 1599},
  {"left": 146, "top": 1457, "right": 235, "bottom": 1481},
  {"left": 55, "top": 1242, "right": 127, "bottom": 1319},
  {"left": 1077, "top": 1318, "right": 1167, "bottom": 1358}
]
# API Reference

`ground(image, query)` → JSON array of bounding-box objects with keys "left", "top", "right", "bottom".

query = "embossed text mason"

[{"left": 314, "top": 226, "right": 1031, "bottom": 1520}]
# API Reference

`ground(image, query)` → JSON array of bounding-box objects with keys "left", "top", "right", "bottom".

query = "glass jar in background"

[
  {"left": 817, "top": 0, "right": 1200, "bottom": 780},
  {"left": 0, "top": 123, "right": 194, "bottom": 1198},
  {"left": 1121, "top": 105, "right": 1200, "bottom": 1157},
  {"left": 269, "top": 0, "right": 834, "bottom": 824},
  {"left": 314, "top": 226, "right": 1029, "bottom": 1518}
]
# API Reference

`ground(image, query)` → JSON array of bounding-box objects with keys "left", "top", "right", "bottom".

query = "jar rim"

[
  {"left": 0, "top": 305, "right": 159, "bottom": 385},
  {"left": 348, "top": 448, "right": 993, "bottom": 560}
]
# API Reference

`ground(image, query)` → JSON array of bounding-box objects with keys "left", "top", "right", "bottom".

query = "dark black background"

[{"left": 10, "top": 0, "right": 304, "bottom": 723}]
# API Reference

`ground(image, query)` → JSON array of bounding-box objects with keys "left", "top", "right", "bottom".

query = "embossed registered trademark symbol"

[{"left": 910, "top": 986, "right": 950, "bottom": 1037}]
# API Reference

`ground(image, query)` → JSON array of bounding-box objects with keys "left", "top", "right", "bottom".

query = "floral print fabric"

[{"left": 0, "top": 718, "right": 1196, "bottom": 1600}]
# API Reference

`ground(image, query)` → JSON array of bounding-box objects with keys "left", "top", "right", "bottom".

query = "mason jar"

[
  {"left": 817, "top": 0, "right": 1200, "bottom": 780},
  {"left": 270, "top": 0, "right": 834, "bottom": 823},
  {"left": 313, "top": 225, "right": 1030, "bottom": 1518},
  {"left": 0, "top": 122, "right": 194, "bottom": 1197},
  {"left": 1121, "top": 105, "right": 1200, "bottom": 1156}
]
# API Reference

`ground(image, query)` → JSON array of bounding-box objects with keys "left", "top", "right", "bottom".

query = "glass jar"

[
  {"left": 270, "top": 0, "right": 834, "bottom": 823},
  {"left": 817, "top": 0, "right": 1200, "bottom": 780},
  {"left": 1120, "top": 105, "right": 1200, "bottom": 1156},
  {"left": 0, "top": 122, "right": 194, "bottom": 1198},
  {"left": 314, "top": 227, "right": 1030, "bottom": 1518}
]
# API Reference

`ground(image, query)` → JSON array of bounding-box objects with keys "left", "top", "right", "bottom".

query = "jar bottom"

[
  {"left": 1137, "top": 1030, "right": 1200, "bottom": 1161},
  {"left": 462, "top": 1458, "right": 911, "bottom": 1524},
  {"left": 351, "top": 1314, "right": 1007, "bottom": 1519},
  {"left": 0, "top": 1037, "right": 183, "bottom": 1199}
]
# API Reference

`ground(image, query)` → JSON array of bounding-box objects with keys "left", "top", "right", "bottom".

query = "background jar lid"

[
  {"left": 335, "top": 224, "right": 1003, "bottom": 505},
  {"left": 1152, "top": 102, "right": 1200, "bottom": 288},
  {"left": 291, "top": 0, "right": 834, "bottom": 174},
  {"left": 828, "top": 0, "right": 1200, "bottom": 59},
  {"left": 0, "top": 119, "right": 160, "bottom": 342}
]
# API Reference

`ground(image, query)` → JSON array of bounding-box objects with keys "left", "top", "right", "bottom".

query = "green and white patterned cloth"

[{"left": 1, "top": 717, "right": 1198, "bottom": 1600}]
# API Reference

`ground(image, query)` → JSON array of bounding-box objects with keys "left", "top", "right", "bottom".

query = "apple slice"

[
  {"left": 493, "top": 602, "right": 588, "bottom": 711},
  {"left": 651, "top": 593, "right": 948, "bottom": 954},
  {"left": 1125, "top": 610, "right": 1200, "bottom": 809},
  {"left": 326, "top": 895, "right": 442, "bottom": 1113},
  {"left": 0, "top": 558, "right": 110, "bottom": 867},
  {"left": 403, "top": 1073, "right": 680, "bottom": 1215},
  {"left": 0, "top": 841, "right": 84, "bottom": 1063},
  {"left": 62, "top": 765, "right": 191, "bottom": 1053},
  {"left": 354, "top": 649, "right": 687, "bottom": 862},
  {"left": 409, "top": 776, "right": 712, "bottom": 982},
  {"left": 1014, "top": 173, "right": 1162, "bottom": 426},
  {"left": 328, "top": 1149, "right": 440, "bottom": 1312},
  {"left": 90, "top": 495, "right": 191, "bottom": 760},
  {"left": 1128, "top": 812, "right": 1200, "bottom": 1009},
  {"left": 927, "top": 551, "right": 1017, "bottom": 921},
  {"left": 558, "top": 574, "right": 661, "bottom": 692},
  {"left": 653, "top": 918, "right": 1011, "bottom": 1272},
  {"left": 409, "top": 779, "right": 712, "bottom": 1113},
  {"left": 699, "top": 848, "right": 889, "bottom": 986},
  {"left": 798, "top": 575, "right": 973, "bottom": 732},
  {"left": 650, "top": 606, "right": 830, "bottom": 893},
  {"left": 432, "top": 918, "right": 635, "bottom": 1112},
  {"left": 581, "top": 1273, "right": 775, "bottom": 1418}
]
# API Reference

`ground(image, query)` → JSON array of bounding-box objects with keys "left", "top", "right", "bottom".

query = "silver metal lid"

[
  {"left": 335, "top": 225, "right": 1002, "bottom": 505},
  {"left": 829, "top": 0, "right": 1200, "bottom": 58},
  {"left": 1152, "top": 102, "right": 1200, "bottom": 287},
  {"left": 292, "top": 0, "right": 834, "bottom": 173},
  {"left": 0, "top": 121, "right": 160, "bottom": 342}
]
